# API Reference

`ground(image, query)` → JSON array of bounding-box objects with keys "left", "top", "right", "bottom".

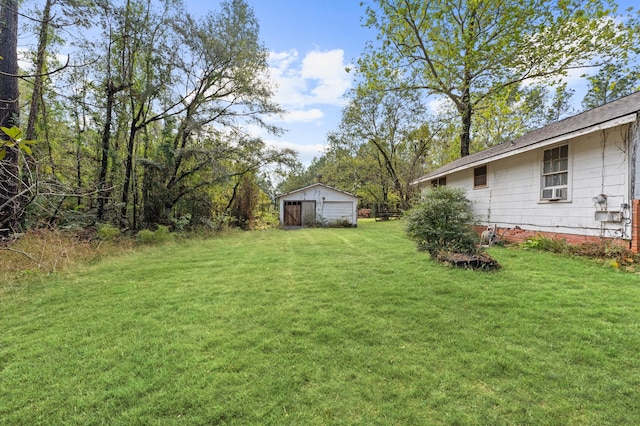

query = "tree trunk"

[
  {"left": 459, "top": 102, "right": 472, "bottom": 158},
  {"left": 0, "top": 0, "right": 20, "bottom": 235},
  {"left": 96, "top": 83, "right": 116, "bottom": 222},
  {"left": 25, "top": 0, "right": 52, "bottom": 141},
  {"left": 120, "top": 95, "right": 147, "bottom": 227},
  {"left": 459, "top": 70, "right": 473, "bottom": 158},
  {"left": 120, "top": 120, "right": 137, "bottom": 227}
]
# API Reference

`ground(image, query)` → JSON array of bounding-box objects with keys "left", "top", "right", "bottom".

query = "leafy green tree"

[
  {"left": 1, "top": 0, "right": 296, "bottom": 233},
  {"left": 582, "top": 63, "right": 640, "bottom": 110},
  {"left": 23, "top": 0, "right": 93, "bottom": 144},
  {"left": 18, "top": 3, "right": 95, "bottom": 227},
  {"left": 545, "top": 82, "right": 576, "bottom": 123},
  {"left": 424, "top": 82, "right": 576, "bottom": 170},
  {"left": 329, "top": 88, "right": 433, "bottom": 210},
  {"left": 139, "top": 0, "right": 288, "bottom": 226},
  {"left": 471, "top": 83, "right": 576, "bottom": 150},
  {"left": 326, "top": 139, "right": 393, "bottom": 209},
  {"left": 274, "top": 158, "right": 316, "bottom": 195},
  {"left": 228, "top": 172, "right": 260, "bottom": 230},
  {"left": 471, "top": 85, "right": 546, "bottom": 150},
  {"left": 275, "top": 155, "right": 340, "bottom": 196},
  {"left": 69, "top": 0, "right": 292, "bottom": 229},
  {"left": 114, "top": 0, "right": 181, "bottom": 228},
  {"left": 359, "top": 0, "right": 635, "bottom": 158}
]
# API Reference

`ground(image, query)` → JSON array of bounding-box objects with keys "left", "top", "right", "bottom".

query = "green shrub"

[
  {"left": 96, "top": 224, "right": 120, "bottom": 241},
  {"left": 137, "top": 225, "right": 173, "bottom": 245},
  {"left": 137, "top": 229, "right": 155, "bottom": 244},
  {"left": 170, "top": 214, "right": 192, "bottom": 232},
  {"left": 520, "top": 235, "right": 568, "bottom": 253},
  {"left": 253, "top": 210, "right": 280, "bottom": 230},
  {"left": 405, "top": 186, "right": 479, "bottom": 255}
]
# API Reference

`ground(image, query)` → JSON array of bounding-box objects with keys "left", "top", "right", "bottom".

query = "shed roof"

[
  {"left": 413, "top": 91, "right": 640, "bottom": 184},
  {"left": 276, "top": 182, "right": 358, "bottom": 199}
]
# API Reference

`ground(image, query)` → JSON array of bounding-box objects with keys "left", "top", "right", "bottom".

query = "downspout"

[{"left": 600, "top": 129, "right": 607, "bottom": 238}]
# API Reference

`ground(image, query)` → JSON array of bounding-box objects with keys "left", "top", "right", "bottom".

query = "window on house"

[
  {"left": 474, "top": 165, "right": 487, "bottom": 188},
  {"left": 431, "top": 176, "right": 446, "bottom": 187},
  {"left": 541, "top": 144, "right": 568, "bottom": 201}
]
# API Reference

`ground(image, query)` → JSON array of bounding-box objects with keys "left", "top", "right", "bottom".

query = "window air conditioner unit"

[{"left": 542, "top": 188, "right": 566, "bottom": 201}]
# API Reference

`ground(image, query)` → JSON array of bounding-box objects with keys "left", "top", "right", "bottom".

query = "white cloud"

[
  {"left": 268, "top": 48, "right": 352, "bottom": 113},
  {"left": 426, "top": 95, "right": 455, "bottom": 115},
  {"left": 259, "top": 48, "right": 353, "bottom": 165},
  {"left": 244, "top": 123, "right": 267, "bottom": 139},
  {"left": 279, "top": 108, "right": 324, "bottom": 123},
  {"left": 269, "top": 49, "right": 300, "bottom": 72},
  {"left": 264, "top": 138, "right": 327, "bottom": 164},
  {"left": 300, "top": 50, "right": 352, "bottom": 105}
]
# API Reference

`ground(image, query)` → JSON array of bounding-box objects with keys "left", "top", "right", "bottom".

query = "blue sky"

[
  {"left": 184, "top": 0, "right": 638, "bottom": 166},
  {"left": 185, "top": 0, "right": 374, "bottom": 165},
  {"left": 251, "top": 1, "right": 372, "bottom": 165}
]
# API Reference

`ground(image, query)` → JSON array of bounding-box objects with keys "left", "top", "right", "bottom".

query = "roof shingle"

[{"left": 414, "top": 91, "right": 640, "bottom": 184}]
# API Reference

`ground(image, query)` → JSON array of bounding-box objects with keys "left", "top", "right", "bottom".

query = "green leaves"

[
  {"left": 359, "top": 0, "right": 636, "bottom": 158},
  {"left": 0, "top": 126, "right": 36, "bottom": 160},
  {"left": 405, "top": 186, "right": 479, "bottom": 255}
]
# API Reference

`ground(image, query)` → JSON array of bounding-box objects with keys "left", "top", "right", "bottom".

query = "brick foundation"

[
  {"left": 474, "top": 225, "right": 632, "bottom": 251},
  {"left": 632, "top": 200, "right": 640, "bottom": 253}
]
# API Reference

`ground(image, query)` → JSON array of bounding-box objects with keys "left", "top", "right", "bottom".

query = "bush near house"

[{"left": 405, "top": 186, "right": 499, "bottom": 270}]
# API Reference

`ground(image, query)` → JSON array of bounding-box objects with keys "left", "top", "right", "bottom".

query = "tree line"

[
  {"left": 1, "top": 0, "right": 639, "bottom": 235},
  {"left": 0, "top": 0, "right": 296, "bottom": 235}
]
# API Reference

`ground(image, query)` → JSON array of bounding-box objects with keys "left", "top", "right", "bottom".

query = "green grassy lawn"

[{"left": 1, "top": 220, "right": 639, "bottom": 425}]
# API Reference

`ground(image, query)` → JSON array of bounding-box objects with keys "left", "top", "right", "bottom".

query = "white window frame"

[
  {"left": 540, "top": 144, "right": 570, "bottom": 202},
  {"left": 473, "top": 165, "right": 488, "bottom": 189}
]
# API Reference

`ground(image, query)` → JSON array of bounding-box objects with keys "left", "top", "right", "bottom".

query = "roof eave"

[
  {"left": 276, "top": 182, "right": 357, "bottom": 199},
  {"left": 412, "top": 112, "right": 637, "bottom": 185}
]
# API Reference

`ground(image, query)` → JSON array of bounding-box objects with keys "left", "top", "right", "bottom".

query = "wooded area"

[
  {"left": 0, "top": 0, "right": 297, "bottom": 235},
  {"left": 0, "top": 0, "right": 638, "bottom": 235}
]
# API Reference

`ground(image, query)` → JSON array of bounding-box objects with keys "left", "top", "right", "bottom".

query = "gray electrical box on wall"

[{"left": 594, "top": 211, "right": 622, "bottom": 222}]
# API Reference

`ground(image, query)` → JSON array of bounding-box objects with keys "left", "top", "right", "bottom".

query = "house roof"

[
  {"left": 276, "top": 182, "right": 358, "bottom": 199},
  {"left": 413, "top": 91, "right": 640, "bottom": 185}
]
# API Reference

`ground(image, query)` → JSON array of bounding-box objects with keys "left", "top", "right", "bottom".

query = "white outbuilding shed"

[{"left": 277, "top": 183, "right": 358, "bottom": 228}]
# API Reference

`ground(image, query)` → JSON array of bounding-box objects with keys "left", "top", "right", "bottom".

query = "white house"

[
  {"left": 413, "top": 91, "right": 640, "bottom": 252},
  {"left": 277, "top": 183, "right": 358, "bottom": 228}
]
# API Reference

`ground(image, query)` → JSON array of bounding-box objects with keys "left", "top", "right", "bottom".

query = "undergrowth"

[
  {"left": 0, "top": 229, "right": 136, "bottom": 284},
  {"left": 0, "top": 225, "right": 247, "bottom": 284},
  {"left": 520, "top": 235, "right": 639, "bottom": 272}
]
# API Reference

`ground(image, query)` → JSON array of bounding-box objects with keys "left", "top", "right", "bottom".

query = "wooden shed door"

[{"left": 284, "top": 202, "right": 302, "bottom": 226}]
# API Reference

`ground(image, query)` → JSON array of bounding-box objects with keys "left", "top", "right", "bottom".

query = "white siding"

[
  {"left": 321, "top": 202, "right": 353, "bottom": 224},
  {"left": 278, "top": 184, "right": 358, "bottom": 227},
  {"left": 441, "top": 125, "right": 632, "bottom": 240}
]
